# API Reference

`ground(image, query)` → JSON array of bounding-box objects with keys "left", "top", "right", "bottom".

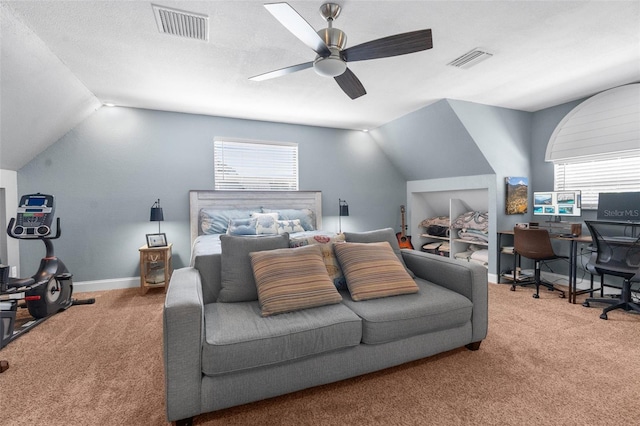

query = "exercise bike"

[{"left": 1, "top": 193, "right": 94, "bottom": 357}]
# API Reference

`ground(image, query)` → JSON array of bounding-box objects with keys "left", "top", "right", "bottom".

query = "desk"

[{"left": 497, "top": 231, "right": 592, "bottom": 304}]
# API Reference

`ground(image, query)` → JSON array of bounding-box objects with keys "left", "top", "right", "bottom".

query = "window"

[
  {"left": 214, "top": 139, "right": 298, "bottom": 190},
  {"left": 554, "top": 152, "right": 640, "bottom": 209}
]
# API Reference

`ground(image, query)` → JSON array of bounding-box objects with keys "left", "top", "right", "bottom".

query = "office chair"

[
  {"left": 582, "top": 220, "right": 640, "bottom": 320},
  {"left": 512, "top": 227, "right": 567, "bottom": 299}
]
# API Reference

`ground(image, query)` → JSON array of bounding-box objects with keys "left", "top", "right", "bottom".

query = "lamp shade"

[
  {"left": 339, "top": 204, "right": 349, "bottom": 217},
  {"left": 150, "top": 199, "right": 164, "bottom": 222},
  {"left": 150, "top": 207, "right": 164, "bottom": 222}
]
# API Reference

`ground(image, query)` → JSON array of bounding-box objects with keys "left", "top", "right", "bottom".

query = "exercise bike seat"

[{"left": 7, "top": 277, "right": 36, "bottom": 288}]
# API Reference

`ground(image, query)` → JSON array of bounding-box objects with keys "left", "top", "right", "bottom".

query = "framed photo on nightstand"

[{"left": 146, "top": 233, "right": 167, "bottom": 247}]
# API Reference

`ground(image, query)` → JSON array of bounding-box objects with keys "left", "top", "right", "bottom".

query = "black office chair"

[
  {"left": 513, "top": 227, "right": 567, "bottom": 299},
  {"left": 582, "top": 220, "right": 640, "bottom": 320}
]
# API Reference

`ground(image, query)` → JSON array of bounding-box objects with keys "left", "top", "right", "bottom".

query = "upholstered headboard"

[{"left": 189, "top": 190, "right": 323, "bottom": 246}]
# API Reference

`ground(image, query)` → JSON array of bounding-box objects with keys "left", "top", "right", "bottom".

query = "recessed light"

[{"left": 104, "top": 103, "right": 116, "bottom": 107}]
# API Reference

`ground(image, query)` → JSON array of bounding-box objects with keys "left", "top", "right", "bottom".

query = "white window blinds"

[
  {"left": 554, "top": 153, "right": 640, "bottom": 209},
  {"left": 214, "top": 139, "right": 299, "bottom": 191}
]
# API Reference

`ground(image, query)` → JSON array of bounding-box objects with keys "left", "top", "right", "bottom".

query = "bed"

[{"left": 189, "top": 190, "right": 324, "bottom": 266}]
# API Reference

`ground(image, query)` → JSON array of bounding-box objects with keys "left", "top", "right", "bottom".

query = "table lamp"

[
  {"left": 150, "top": 199, "right": 164, "bottom": 233},
  {"left": 339, "top": 198, "right": 349, "bottom": 233}
]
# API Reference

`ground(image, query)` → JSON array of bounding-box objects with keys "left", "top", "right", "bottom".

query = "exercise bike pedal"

[{"left": 72, "top": 297, "right": 96, "bottom": 306}]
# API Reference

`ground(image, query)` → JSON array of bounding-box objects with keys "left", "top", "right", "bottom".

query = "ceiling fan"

[{"left": 249, "top": 2, "right": 433, "bottom": 99}]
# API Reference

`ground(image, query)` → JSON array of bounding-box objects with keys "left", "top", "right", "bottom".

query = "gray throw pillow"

[
  {"left": 218, "top": 233, "right": 290, "bottom": 302},
  {"left": 343, "top": 228, "right": 415, "bottom": 277}
]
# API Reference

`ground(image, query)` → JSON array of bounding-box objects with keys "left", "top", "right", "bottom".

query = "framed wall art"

[{"left": 505, "top": 177, "right": 528, "bottom": 215}]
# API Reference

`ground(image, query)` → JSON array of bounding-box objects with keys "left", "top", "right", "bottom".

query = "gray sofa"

[{"left": 163, "top": 229, "right": 488, "bottom": 425}]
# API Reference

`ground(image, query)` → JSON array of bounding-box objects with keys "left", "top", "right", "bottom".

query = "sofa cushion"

[
  {"left": 334, "top": 241, "right": 419, "bottom": 301},
  {"left": 202, "top": 301, "right": 362, "bottom": 376},
  {"left": 343, "top": 228, "right": 415, "bottom": 277},
  {"left": 218, "top": 233, "right": 290, "bottom": 302},
  {"left": 250, "top": 245, "right": 342, "bottom": 316},
  {"left": 340, "top": 277, "right": 473, "bottom": 345},
  {"left": 289, "top": 232, "right": 346, "bottom": 290}
]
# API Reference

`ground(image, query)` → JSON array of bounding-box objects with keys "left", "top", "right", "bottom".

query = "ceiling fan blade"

[
  {"left": 249, "top": 62, "right": 314, "bottom": 81},
  {"left": 264, "top": 3, "right": 331, "bottom": 57},
  {"left": 342, "top": 29, "right": 433, "bottom": 62},
  {"left": 334, "top": 68, "right": 366, "bottom": 100}
]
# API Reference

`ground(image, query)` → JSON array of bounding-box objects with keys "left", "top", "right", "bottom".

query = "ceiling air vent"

[
  {"left": 152, "top": 4, "right": 209, "bottom": 41},
  {"left": 447, "top": 49, "right": 493, "bottom": 69}
]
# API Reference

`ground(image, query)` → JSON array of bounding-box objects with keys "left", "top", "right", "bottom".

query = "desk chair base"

[
  {"left": 583, "top": 280, "right": 640, "bottom": 320},
  {"left": 510, "top": 260, "right": 566, "bottom": 299},
  {"left": 510, "top": 281, "right": 566, "bottom": 298}
]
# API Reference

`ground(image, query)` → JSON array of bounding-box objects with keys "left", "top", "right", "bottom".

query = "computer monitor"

[
  {"left": 597, "top": 192, "right": 640, "bottom": 221},
  {"left": 533, "top": 190, "right": 582, "bottom": 217}
]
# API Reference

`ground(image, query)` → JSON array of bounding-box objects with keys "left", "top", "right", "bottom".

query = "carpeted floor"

[{"left": 1, "top": 283, "right": 639, "bottom": 426}]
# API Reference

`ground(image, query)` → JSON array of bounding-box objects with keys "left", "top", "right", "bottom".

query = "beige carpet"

[{"left": 1, "top": 283, "right": 639, "bottom": 426}]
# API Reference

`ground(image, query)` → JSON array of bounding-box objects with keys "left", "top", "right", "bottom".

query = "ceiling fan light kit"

[
  {"left": 313, "top": 47, "right": 347, "bottom": 77},
  {"left": 250, "top": 2, "right": 433, "bottom": 99}
]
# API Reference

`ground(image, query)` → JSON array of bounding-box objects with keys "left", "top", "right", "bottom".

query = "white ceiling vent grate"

[
  {"left": 152, "top": 4, "right": 209, "bottom": 41},
  {"left": 447, "top": 49, "right": 493, "bottom": 69}
]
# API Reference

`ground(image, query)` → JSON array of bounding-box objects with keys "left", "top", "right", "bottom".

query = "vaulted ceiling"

[{"left": 2, "top": 1, "right": 639, "bottom": 171}]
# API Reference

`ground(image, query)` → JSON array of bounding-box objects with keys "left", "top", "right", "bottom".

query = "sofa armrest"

[
  {"left": 163, "top": 267, "right": 204, "bottom": 422},
  {"left": 401, "top": 250, "right": 488, "bottom": 344}
]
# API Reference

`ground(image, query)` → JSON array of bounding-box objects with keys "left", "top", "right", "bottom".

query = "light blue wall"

[
  {"left": 375, "top": 99, "right": 534, "bottom": 275},
  {"left": 15, "top": 96, "right": 595, "bottom": 283},
  {"left": 449, "top": 99, "right": 532, "bottom": 231},
  {"left": 17, "top": 107, "right": 406, "bottom": 281},
  {"left": 370, "top": 99, "right": 494, "bottom": 181}
]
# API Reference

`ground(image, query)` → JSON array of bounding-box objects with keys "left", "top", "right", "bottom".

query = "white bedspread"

[{"left": 189, "top": 231, "right": 336, "bottom": 266}]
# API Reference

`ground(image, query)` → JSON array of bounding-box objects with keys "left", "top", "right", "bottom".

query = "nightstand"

[{"left": 139, "top": 243, "right": 172, "bottom": 294}]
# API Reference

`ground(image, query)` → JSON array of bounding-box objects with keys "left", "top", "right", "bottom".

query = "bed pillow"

[
  {"left": 199, "top": 208, "right": 257, "bottom": 234},
  {"left": 227, "top": 218, "right": 257, "bottom": 235},
  {"left": 343, "top": 228, "right": 415, "bottom": 277},
  {"left": 250, "top": 245, "right": 342, "bottom": 316},
  {"left": 251, "top": 212, "right": 279, "bottom": 235},
  {"left": 218, "top": 233, "right": 290, "bottom": 302},
  {"left": 334, "top": 241, "right": 419, "bottom": 301},
  {"left": 277, "top": 219, "right": 305, "bottom": 234},
  {"left": 262, "top": 208, "right": 316, "bottom": 231},
  {"left": 289, "top": 233, "right": 347, "bottom": 290}
]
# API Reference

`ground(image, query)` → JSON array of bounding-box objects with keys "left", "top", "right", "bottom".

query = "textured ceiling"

[{"left": 1, "top": 1, "right": 640, "bottom": 170}]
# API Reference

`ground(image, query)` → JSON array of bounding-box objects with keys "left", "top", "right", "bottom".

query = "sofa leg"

[
  {"left": 465, "top": 341, "right": 482, "bottom": 351},
  {"left": 174, "top": 417, "right": 193, "bottom": 426}
]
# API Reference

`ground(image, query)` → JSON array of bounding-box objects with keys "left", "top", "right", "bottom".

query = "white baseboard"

[{"left": 74, "top": 277, "right": 140, "bottom": 293}]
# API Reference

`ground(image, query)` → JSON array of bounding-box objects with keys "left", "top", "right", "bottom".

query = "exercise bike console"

[{"left": 10, "top": 193, "right": 55, "bottom": 238}]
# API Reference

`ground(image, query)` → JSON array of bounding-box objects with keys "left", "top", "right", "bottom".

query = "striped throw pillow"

[
  {"left": 250, "top": 244, "right": 342, "bottom": 316},
  {"left": 334, "top": 241, "right": 419, "bottom": 301}
]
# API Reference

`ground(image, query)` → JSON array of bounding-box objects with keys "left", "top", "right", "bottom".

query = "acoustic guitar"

[{"left": 396, "top": 205, "right": 414, "bottom": 250}]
